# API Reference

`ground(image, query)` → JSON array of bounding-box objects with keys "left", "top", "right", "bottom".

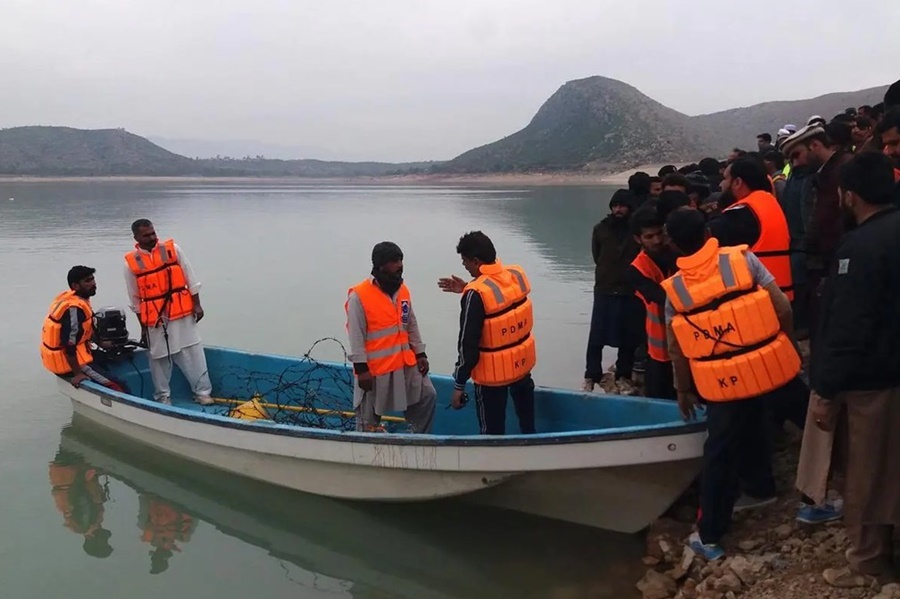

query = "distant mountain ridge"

[
  {"left": 0, "top": 127, "right": 435, "bottom": 177},
  {"left": 0, "top": 78, "right": 889, "bottom": 177},
  {"left": 440, "top": 76, "right": 888, "bottom": 173}
]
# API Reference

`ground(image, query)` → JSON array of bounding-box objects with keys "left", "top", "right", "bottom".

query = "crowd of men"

[{"left": 585, "top": 83, "right": 900, "bottom": 585}]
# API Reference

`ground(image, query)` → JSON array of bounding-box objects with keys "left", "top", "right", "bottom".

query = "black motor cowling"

[{"left": 93, "top": 307, "right": 130, "bottom": 347}]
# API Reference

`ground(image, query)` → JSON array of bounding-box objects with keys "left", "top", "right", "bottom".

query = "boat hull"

[{"left": 63, "top": 378, "right": 704, "bottom": 533}]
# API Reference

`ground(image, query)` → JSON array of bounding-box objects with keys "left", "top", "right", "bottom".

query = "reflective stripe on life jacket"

[
  {"left": 660, "top": 238, "right": 800, "bottom": 402},
  {"left": 40, "top": 290, "right": 94, "bottom": 375},
  {"left": 124, "top": 239, "right": 194, "bottom": 327},
  {"left": 723, "top": 190, "right": 794, "bottom": 301},
  {"left": 631, "top": 251, "right": 669, "bottom": 362},
  {"left": 345, "top": 279, "right": 417, "bottom": 376},
  {"left": 463, "top": 261, "right": 537, "bottom": 386}
]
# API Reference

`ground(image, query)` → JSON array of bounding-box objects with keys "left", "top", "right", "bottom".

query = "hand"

[
  {"left": 810, "top": 391, "right": 840, "bottom": 432},
  {"left": 451, "top": 388, "right": 465, "bottom": 410},
  {"left": 417, "top": 356, "right": 430, "bottom": 375},
  {"left": 677, "top": 391, "right": 700, "bottom": 421},
  {"left": 71, "top": 373, "right": 89, "bottom": 388},
  {"left": 104, "top": 381, "right": 124, "bottom": 393},
  {"left": 357, "top": 370, "right": 374, "bottom": 392},
  {"left": 437, "top": 275, "right": 466, "bottom": 294},
  {"left": 193, "top": 304, "right": 205, "bottom": 322}
]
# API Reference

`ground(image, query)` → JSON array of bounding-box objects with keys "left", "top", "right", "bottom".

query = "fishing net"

[{"left": 200, "top": 338, "right": 408, "bottom": 433}]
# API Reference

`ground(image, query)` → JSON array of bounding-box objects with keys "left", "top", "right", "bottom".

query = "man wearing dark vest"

[
  {"left": 661, "top": 209, "right": 801, "bottom": 561},
  {"left": 438, "top": 231, "right": 537, "bottom": 435},
  {"left": 625, "top": 205, "right": 678, "bottom": 400},
  {"left": 345, "top": 241, "right": 436, "bottom": 433}
]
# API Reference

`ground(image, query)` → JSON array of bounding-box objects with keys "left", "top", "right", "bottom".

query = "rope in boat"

[{"left": 200, "top": 337, "right": 408, "bottom": 432}]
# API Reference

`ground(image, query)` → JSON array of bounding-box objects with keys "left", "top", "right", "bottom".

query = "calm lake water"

[{"left": 0, "top": 181, "right": 646, "bottom": 599}]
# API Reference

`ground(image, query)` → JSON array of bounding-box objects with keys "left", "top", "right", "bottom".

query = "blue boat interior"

[{"left": 92, "top": 346, "right": 703, "bottom": 437}]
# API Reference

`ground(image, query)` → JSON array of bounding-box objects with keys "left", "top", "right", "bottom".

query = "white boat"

[{"left": 54, "top": 345, "right": 706, "bottom": 533}]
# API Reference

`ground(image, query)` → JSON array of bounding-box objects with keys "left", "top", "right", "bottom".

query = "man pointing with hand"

[{"left": 438, "top": 231, "right": 538, "bottom": 435}]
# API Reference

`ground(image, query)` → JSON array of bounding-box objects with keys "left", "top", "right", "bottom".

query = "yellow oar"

[{"left": 211, "top": 396, "right": 407, "bottom": 423}]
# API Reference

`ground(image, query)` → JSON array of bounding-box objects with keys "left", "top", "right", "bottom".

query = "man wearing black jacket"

[
  {"left": 438, "top": 232, "right": 536, "bottom": 435},
  {"left": 583, "top": 189, "right": 643, "bottom": 393},
  {"left": 812, "top": 152, "right": 900, "bottom": 587}
]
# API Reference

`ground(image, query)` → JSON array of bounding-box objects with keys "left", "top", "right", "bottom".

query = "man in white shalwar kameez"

[
  {"left": 124, "top": 219, "right": 213, "bottom": 405},
  {"left": 345, "top": 242, "right": 436, "bottom": 433}
]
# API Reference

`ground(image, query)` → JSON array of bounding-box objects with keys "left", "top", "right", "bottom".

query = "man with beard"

[
  {"left": 41, "top": 265, "right": 124, "bottom": 391},
  {"left": 875, "top": 107, "right": 900, "bottom": 207},
  {"left": 345, "top": 241, "right": 436, "bottom": 433},
  {"left": 780, "top": 126, "right": 853, "bottom": 309},
  {"left": 813, "top": 152, "right": 900, "bottom": 588},
  {"left": 710, "top": 158, "right": 809, "bottom": 461},
  {"left": 709, "top": 158, "right": 794, "bottom": 302},
  {"left": 625, "top": 206, "right": 678, "bottom": 400},
  {"left": 124, "top": 219, "right": 212, "bottom": 406},
  {"left": 581, "top": 189, "right": 642, "bottom": 393}
]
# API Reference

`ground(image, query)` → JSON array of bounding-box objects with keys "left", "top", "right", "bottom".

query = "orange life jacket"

[
  {"left": 141, "top": 499, "right": 195, "bottom": 550},
  {"left": 345, "top": 279, "right": 417, "bottom": 376},
  {"left": 124, "top": 239, "right": 194, "bottom": 327},
  {"left": 40, "top": 290, "right": 94, "bottom": 375},
  {"left": 723, "top": 190, "right": 794, "bottom": 301},
  {"left": 463, "top": 261, "right": 537, "bottom": 386},
  {"left": 49, "top": 463, "right": 104, "bottom": 535},
  {"left": 660, "top": 238, "right": 800, "bottom": 402},
  {"left": 631, "top": 251, "right": 669, "bottom": 362}
]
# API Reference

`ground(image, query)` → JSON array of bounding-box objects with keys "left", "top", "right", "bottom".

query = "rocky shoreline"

[
  {"left": 584, "top": 341, "right": 900, "bottom": 599},
  {"left": 632, "top": 414, "right": 897, "bottom": 599}
]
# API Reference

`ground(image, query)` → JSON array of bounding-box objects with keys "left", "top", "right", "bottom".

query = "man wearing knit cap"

[
  {"left": 345, "top": 241, "right": 436, "bottom": 433},
  {"left": 580, "top": 189, "right": 643, "bottom": 394}
]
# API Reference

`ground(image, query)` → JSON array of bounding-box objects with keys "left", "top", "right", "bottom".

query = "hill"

[
  {"left": 442, "top": 78, "right": 890, "bottom": 174},
  {"left": 441, "top": 76, "right": 716, "bottom": 174},
  {"left": 0, "top": 126, "right": 200, "bottom": 176},
  {"left": 692, "top": 85, "right": 888, "bottom": 156},
  {"left": 0, "top": 127, "right": 435, "bottom": 177}
]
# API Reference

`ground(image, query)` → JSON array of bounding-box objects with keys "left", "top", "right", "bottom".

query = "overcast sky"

[{"left": 2, "top": 0, "right": 897, "bottom": 162}]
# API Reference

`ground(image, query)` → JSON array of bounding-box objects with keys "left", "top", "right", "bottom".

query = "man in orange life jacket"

[
  {"left": 662, "top": 209, "right": 801, "bottom": 561},
  {"left": 712, "top": 157, "right": 809, "bottom": 434},
  {"left": 40, "top": 266, "right": 124, "bottom": 391},
  {"left": 49, "top": 448, "right": 113, "bottom": 559},
  {"left": 439, "top": 231, "right": 537, "bottom": 435},
  {"left": 624, "top": 205, "right": 678, "bottom": 400},
  {"left": 137, "top": 493, "right": 197, "bottom": 574},
  {"left": 124, "top": 219, "right": 212, "bottom": 406},
  {"left": 345, "top": 241, "right": 436, "bottom": 433},
  {"left": 711, "top": 157, "right": 794, "bottom": 301}
]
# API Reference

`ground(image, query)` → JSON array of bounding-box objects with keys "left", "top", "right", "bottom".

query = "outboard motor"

[{"left": 92, "top": 307, "right": 140, "bottom": 361}]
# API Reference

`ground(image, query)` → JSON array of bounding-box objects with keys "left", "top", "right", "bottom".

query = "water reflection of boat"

[
  {"left": 56, "top": 345, "right": 705, "bottom": 533},
  {"left": 56, "top": 415, "right": 644, "bottom": 599}
]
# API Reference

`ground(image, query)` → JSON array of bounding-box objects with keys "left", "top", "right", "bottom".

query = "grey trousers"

[
  {"left": 149, "top": 343, "right": 212, "bottom": 402},
  {"left": 355, "top": 375, "right": 436, "bottom": 433}
]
